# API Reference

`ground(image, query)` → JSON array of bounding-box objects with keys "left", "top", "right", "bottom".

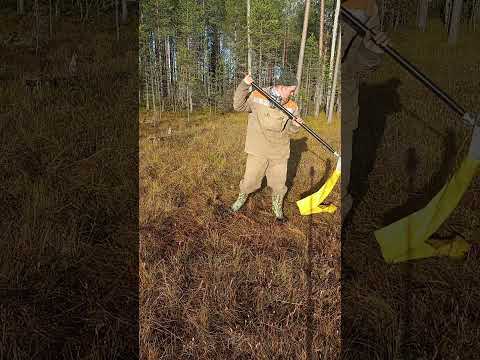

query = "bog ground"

[
  {"left": 139, "top": 111, "right": 342, "bottom": 359},
  {"left": 342, "top": 20, "right": 480, "bottom": 359},
  {"left": 140, "top": 20, "right": 479, "bottom": 359}
]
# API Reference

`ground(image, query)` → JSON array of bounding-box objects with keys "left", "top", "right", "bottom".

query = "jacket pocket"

[{"left": 258, "top": 108, "right": 287, "bottom": 132}]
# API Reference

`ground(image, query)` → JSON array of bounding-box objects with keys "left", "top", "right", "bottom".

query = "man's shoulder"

[{"left": 250, "top": 90, "right": 270, "bottom": 107}]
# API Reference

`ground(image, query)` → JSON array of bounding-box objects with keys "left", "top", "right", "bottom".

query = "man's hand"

[
  {"left": 365, "top": 31, "right": 391, "bottom": 54},
  {"left": 243, "top": 74, "right": 254, "bottom": 85},
  {"left": 293, "top": 117, "right": 304, "bottom": 127}
]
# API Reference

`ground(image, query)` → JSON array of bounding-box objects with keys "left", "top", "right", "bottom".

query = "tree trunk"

[
  {"left": 142, "top": 56, "right": 150, "bottom": 110},
  {"left": 448, "top": 0, "right": 464, "bottom": 44},
  {"left": 380, "top": 0, "right": 385, "bottom": 31},
  {"left": 267, "top": 62, "right": 273, "bottom": 86},
  {"left": 121, "top": 0, "right": 128, "bottom": 23},
  {"left": 318, "top": 62, "right": 326, "bottom": 113},
  {"left": 18, "top": 0, "right": 24, "bottom": 15},
  {"left": 444, "top": 0, "right": 452, "bottom": 28},
  {"left": 79, "top": 0, "right": 84, "bottom": 20},
  {"left": 247, "top": 0, "right": 252, "bottom": 75},
  {"left": 258, "top": 45, "right": 263, "bottom": 86},
  {"left": 165, "top": 37, "right": 171, "bottom": 99},
  {"left": 210, "top": 27, "right": 219, "bottom": 84},
  {"left": 295, "top": 0, "right": 311, "bottom": 96},
  {"left": 49, "top": 0, "right": 53, "bottom": 38},
  {"left": 282, "top": 23, "right": 288, "bottom": 67},
  {"left": 115, "top": 0, "right": 120, "bottom": 41},
  {"left": 470, "top": 0, "right": 479, "bottom": 30},
  {"left": 151, "top": 51, "right": 156, "bottom": 114},
  {"left": 314, "top": 0, "right": 325, "bottom": 117},
  {"left": 327, "top": 30, "right": 341, "bottom": 124},
  {"left": 187, "top": 38, "right": 192, "bottom": 116},
  {"left": 417, "top": 0, "right": 429, "bottom": 31},
  {"left": 305, "top": 60, "right": 311, "bottom": 116},
  {"left": 327, "top": 0, "right": 340, "bottom": 114},
  {"left": 145, "top": 74, "right": 150, "bottom": 111},
  {"left": 35, "top": 0, "right": 40, "bottom": 55}
]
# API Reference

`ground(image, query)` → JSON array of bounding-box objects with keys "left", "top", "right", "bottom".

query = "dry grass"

[
  {"left": 1, "top": 9, "right": 138, "bottom": 358},
  {"left": 140, "top": 19, "right": 480, "bottom": 359},
  {"left": 342, "top": 20, "right": 480, "bottom": 359},
  {"left": 139, "top": 111, "right": 341, "bottom": 359}
]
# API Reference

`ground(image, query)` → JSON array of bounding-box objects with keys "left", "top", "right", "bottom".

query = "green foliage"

[{"left": 139, "top": 0, "right": 340, "bottom": 112}]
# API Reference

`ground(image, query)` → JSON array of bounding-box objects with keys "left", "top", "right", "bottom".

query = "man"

[
  {"left": 341, "top": 0, "right": 391, "bottom": 219},
  {"left": 230, "top": 71, "right": 304, "bottom": 223}
]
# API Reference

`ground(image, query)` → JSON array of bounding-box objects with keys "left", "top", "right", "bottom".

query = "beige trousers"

[{"left": 239, "top": 154, "right": 288, "bottom": 197}]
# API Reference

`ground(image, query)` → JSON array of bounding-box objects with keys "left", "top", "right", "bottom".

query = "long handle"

[
  {"left": 250, "top": 82, "right": 340, "bottom": 157},
  {"left": 340, "top": 6, "right": 466, "bottom": 119}
]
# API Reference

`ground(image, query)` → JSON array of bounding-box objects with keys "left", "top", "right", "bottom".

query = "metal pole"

[{"left": 251, "top": 82, "right": 340, "bottom": 157}]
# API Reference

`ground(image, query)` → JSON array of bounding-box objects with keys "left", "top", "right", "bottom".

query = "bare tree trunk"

[
  {"left": 187, "top": 38, "right": 192, "bottom": 117},
  {"left": 470, "top": 0, "right": 479, "bottom": 30},
  {"left": 267, "top": 62, "right": 273, "bottom": 86},
  {"left": 85, "top": 0, "right": 89, "bottom": 20},
  {"left": 154, "top": 69, "right": 161, "bottom": 125},
  {"left": 189, "top": 89, "right": 193, "bottom": 113},
  {"left": 444, "top": 0, "right": 452, "bottom": 28},
  {"left": 247, "top": 0, "right": 252, "bottom": 75},
  {"left": 314, "top": 0, "right": 325, "bottom": 117},
  {"left": 121, "top": 0, "right": 128, "bottom": 23},
  {"left": 115, "top": 0, "right": 120, "bottom": 41},
  {"left": 305, "top": 60, "right": 311, "bottom": 116},
  {"left": 417, "top": 0, "right": 429, "bottom": 31},
  {"left": 18, "top": 0, "right": 25, "bottom": 15},
  {"left": 327, "top": 0, "right": 340, "bottom": 114},
  {"left": 151, "top": 51, "right": 156, "bottom": 114},
  {"left": 153, "top": 41, "right": 162, "bottom": 119},
  {"left": 79, "top": 0, "right": 84, "bottom": 19},
  {"left": 336, "top": 85, "right": 341, "bottom": 114},
  {"left": 318, "top": 64, "right": 326, "bottom": 113},
  {"left": 145, "top": 58, "right": 150, "bottom": 111},
  {"left": 448, "top": 0, "right": 464, "bottom": 44},
  {"left": 282, "top": 24, "right": 287, "bottom": 67},
  {"left": 394, "top": 4, "right": 400, "bottom": 30},
  {"left": 295, "top": 0, "right": 311, "bottom": 96},
  {"left": 380, "top": 0, "right": 385, "bottom": 31},
  {"left": 165, "top": 37, "right": 171, "bottom": 99},
  {"left": 35, "top": 0, "right": 40, "bottom": 56},
  {"left": 146, "top": 78, "right": 150, "bottom": 111},
  {"left": 327, "top": 30, "right": 341, "bottom": 124},
  {"left": 49, "top": 0, "right": 53, "bottom": 38},
  {"left": 258, "top": 45, "right": 263, "bottom": 86}
]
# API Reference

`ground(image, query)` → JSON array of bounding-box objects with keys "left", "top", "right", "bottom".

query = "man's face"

[{"left": 278, "top": 85, "right": 296, "bottom": 103}]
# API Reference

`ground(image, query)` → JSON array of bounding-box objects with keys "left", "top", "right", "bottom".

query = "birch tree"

[
  {"left": 326, "top": 0, "right": 340, "bottom": 116},
  {"left": 247, "top": 0, "right": 252, "bottom": 75},
  {"left": 327, "top": 30, "right": 340, "bottom": 123},
  {"left": 295, "top": 0, "right": 311, "bottom": 96},
  {"left": 122, "top": 0, "right": 128, "bottom": 23},
  {"left": 417, "top": 0, "right": 430, "bottom": 31},
  {"left": 448, "top": 0, "right": 464, "bottom": 43},
  {"left": 314, "top": 0, "right": 325, "bottom": 117},
  {"left": 18, "top": 0, "right": 25, "bottom": 15}
]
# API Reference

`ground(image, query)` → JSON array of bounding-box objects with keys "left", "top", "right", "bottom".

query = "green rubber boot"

[
  {"left": 231, "top": 192, "right": 248, "bottom": 212},
  {"left": 272, "top": 194, "right": 287, "bottom": 223}
]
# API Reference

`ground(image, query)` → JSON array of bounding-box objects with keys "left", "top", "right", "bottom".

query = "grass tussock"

[{"left": 140, "top": 111, "right": 341, "bottom": 359}]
